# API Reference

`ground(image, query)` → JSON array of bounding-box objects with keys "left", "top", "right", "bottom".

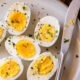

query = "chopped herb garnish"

[
  {"left": 39, "top": 37, "right": 42, "bottom": 40},
  {"left": 22, "top": 6, "right": 26, "bottom": 10},
  {"left": 36, "top": 34, "right": 39, "bottom": 39},
  {"left": 11, "top": 20, "right": 14, "bottom": 23},
  {"left": 47, "top": 30, "right": 50, "bottom": 34},
  {"left": 64, "top": 38, "right": 69, "bottom": 43},
  {"left": 55, "top": 55, "right": 57, "bottom": 58},
  {"left": 9, "top": 42, "right": 11, "bottom": 45},
  {"left": 8, "top": 24, "right": 10, "bottom": 26},
  {"left": 51, "top": 34, "right": 53, "bottom": 37},
  {"left": 13, "top": 42, "right": 15, "bottom": 46},
  {"left": 29, "top": 34, "right": 32, "bottom": 37},
  {"left": 6, "top": 72, "right": 8, "bottom": 76},
  {"left": 48, "top": 24, "right": 51, "bottom": 26},
  {"left": 37, "top": 65, "right": 40, "bottom": 73},
  {"left": 56, "top": 30, "right": 58, "bottom": 33},
  {"left": 5, "top": 37, "right": 7, "bottom": 40}
]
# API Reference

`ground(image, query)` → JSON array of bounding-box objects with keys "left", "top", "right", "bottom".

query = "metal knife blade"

[{"left": 55, "top": 0, "right": 80, "bottom": 80}]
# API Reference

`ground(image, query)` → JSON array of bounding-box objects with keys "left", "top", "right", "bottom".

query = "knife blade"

[{"left": 55, "top": 0, "right": 80, "bottom": 80}]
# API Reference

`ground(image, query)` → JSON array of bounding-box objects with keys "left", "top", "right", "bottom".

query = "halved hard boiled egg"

[
  {"left": 5, "top": 35, "right": 41, "bottom": 61},
  {"left": 27, "top": 52, "right": 58, "bottom": 80},
  {"left": 0, "top": 22, "right": 6, "bottom": 43},
  {"left": 0, "top": 56, "right": 23, "bottom": 80},
  {"left": 34, "top": 16, "right": 60, "bottom": 47},
  {"left": 5, "top": 2, "right": 31, "bottom": 35}
]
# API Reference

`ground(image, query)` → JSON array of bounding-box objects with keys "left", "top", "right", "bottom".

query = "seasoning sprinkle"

[
  {"left": 64, "top": 38, "right": 69, "bottom": 43},
  {"left": 22, "top": 6, "right": 26, "bottom": 10},
  {"left": 11, "top": 20, "right": 14, "bottom": 23},
  {"left": 56, "top": 30, "right": 58, "bottom": 33},
  {"left": 65, "top": 25, "right": 69, "bottom": 28},
  {"left": 55, "top": 55, "right": 57, "bottom": 58},
  {"left": 29, "top": 34, "right": 32, "bottom": 37},
  {"left": 6, "top": 72, "right": 8, "bottom": 76},
  {"left": 13, "top": 42, "right": 15, "bottom": 46},
  {"left": 36, "top": 34, "right": 39, "bottom": 39},
  {"left": 46, "top": 48, "right": 49, "bottom": 51},
  {"left": 76, "top": 54, "right": 79, "bottom": 58}
]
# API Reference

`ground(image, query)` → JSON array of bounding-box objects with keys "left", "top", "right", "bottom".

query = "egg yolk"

[
  {"left": 16, "top": 39, "right": 36, "bottom": 58},
  {"left": 8, "top": 11, "right": 27, "bottom": 31},
  {"left": 38, "top": 24, "right": 55, "bottom": 42},
  {"left": 0, "top": 60, "right": 20, "bottom": 79},
  {"left": 33, "top": 56, "right": 54, "bottom": 75},
  {"left": 0, "top": 27, "right": 3, "bottom": 38}
]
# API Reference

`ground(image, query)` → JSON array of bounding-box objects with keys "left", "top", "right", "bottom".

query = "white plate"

[{"left": 0, "top": 0, "right": 80, "bottom": 80}]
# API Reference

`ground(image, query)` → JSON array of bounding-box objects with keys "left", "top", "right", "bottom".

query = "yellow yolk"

[
  {"left": 8, "top": 11, "right": 27, "bottom": 31},
  {"left": 0, "top": 27, "right": 3, "bottom": 38},
  {"left": 38, "top": 24, "right": 55, "bottom": 42},
  {"left": 0, "top": 60, "right": 20, "bottom": 79},
  {"left": 16, "top": 39, "right": 36, "bottom": 58},
  {"left": 33, "top": 56, "right": 54, "bottom": 75}
]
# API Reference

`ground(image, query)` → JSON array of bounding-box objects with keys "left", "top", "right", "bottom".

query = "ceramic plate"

[{"left": 0, "top": 0, "right": 80, "bottom": 80}]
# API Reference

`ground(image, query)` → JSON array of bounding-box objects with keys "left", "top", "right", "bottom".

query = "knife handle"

[{"left": 55, "top": 52, "right": 65, "bottom": 80}]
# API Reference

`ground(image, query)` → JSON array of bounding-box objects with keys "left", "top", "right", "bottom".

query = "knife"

[{"left": 55, "top": 0, "right": 80, "bottom": 80}]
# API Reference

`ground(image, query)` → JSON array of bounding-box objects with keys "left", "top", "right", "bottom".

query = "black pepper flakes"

[
  {"left": 76, "top": 54, "right": 79, "bottom": 58},
  {"left": 46, "top": 48, "right": 49, "bottom": 51},
  {"left": 1, "top": 4, "right": 4, "bottom": 7},
  {"left": 8, "top": 40, "right": 11, "bottom": 42},
  {"left": 64, "top": 66, "right": 66, "bottom": 70},
  {"left": 29, "top": 34, "right": 32, "bottom": 37},
  {"left": 0, "top": 44, "right": 1, "bottom": 47},
  {"left": 42, "top": 8, "right": 45, "bottom": 10},
  {"left": 3, "top": 3, "right": 6, "bottom": 4},
  {"left": 55, "top": 46, "right": 57, "bottom": 49},
  {"left": 33, "top": 19, "right": 36, "bottom": 21},
  {"left": 31, "top": 67, "right": 33, "bottom": 69},
  {"left": 46, "top": 13, "right": 48, "bottom": 15}
]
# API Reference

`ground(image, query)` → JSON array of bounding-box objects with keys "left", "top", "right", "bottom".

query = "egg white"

[
  {"left": 5, "top": 35, "right": 41, "bottom": 61},
  {"left": 0, "top": 22, "right": 6, "bottom": 43},
  {"left": 34, "top": 16, "right": 60, "bottom": 47},
  {"left": 5, "top": 1, "right": 31, "bottom": 35},
  {"left": 0, "top": 56, "right": 24, "bottom": 80},
  {"left": 27, "top": 52, "right": 58, "bottom": 80}
]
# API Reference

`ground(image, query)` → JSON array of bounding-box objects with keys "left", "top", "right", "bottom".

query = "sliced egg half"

[
  {"left": 34, "top": 16, "right": 60, "bottom": 47},
  {"left": 0, "top": 56, "right": 23, "bottom": 80},
  {"left": 5, "top": 35, "right": 41, "bottom": 61},
  {"left": 0, "top": 22, "right": 6, "bottom": 43},
  {"left": 27, "top": 52, "right": 58, "bottom": 80},
  {"left": 5, "top": 2, "right": 31, "bottom": 35}
]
